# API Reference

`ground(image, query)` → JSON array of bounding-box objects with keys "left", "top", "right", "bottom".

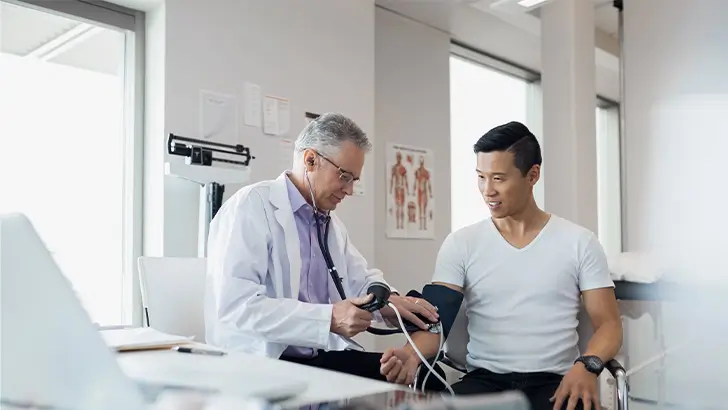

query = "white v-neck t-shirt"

[{"left": 432, "top": 215, "right": 614, "bottom": 375}]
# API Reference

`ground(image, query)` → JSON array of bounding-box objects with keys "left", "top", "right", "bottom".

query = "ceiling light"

[{"left": 517, "top": 0, "right": 550, "bottom": 7}]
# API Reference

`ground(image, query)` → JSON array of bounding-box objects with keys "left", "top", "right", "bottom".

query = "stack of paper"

[{"left": 100, "top": 327, "right": 193, "bottom": 352}]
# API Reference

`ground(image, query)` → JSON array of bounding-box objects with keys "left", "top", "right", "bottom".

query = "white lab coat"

[{"left": 204, "top": 173, "right": 390, "bottom": 359}]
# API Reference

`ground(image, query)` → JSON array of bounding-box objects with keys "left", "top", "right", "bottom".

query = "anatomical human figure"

[
  {"left": 390, "top": 151, "right": 408, "bottom": 229},
  {"left": 413, "top": 155, "right": 432, "bottom": 230}
]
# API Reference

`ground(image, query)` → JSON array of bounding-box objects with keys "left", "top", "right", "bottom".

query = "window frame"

[
  {"left": 6, "top": 0, "right": 138, "bottom": 31},
  {"left": 7, "top": 0, "right": 146, "bottom": 326},
  {"left": 451, "top": 41, "right": 540, "bottom": 84}
]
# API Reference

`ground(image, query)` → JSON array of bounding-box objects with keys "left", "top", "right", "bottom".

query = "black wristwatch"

[{"left": 575, "top": 355, "right": 604, "bottom": 375}]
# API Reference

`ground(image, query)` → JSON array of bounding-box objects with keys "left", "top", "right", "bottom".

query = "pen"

[{"left": 173, "top": 346, "right": 227, "bottom": 356}]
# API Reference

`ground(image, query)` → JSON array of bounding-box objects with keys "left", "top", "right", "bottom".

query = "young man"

[{"left": 379, "top": 122, "right": 623, "bottom": 410}]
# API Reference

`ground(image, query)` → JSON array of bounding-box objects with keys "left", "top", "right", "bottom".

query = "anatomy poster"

[{"left": 386, "top": 143, "right": 435, "bottom": 239}]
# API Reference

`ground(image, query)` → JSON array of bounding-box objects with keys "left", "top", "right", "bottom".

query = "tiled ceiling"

[{"left": 0, "top": 1, "right": 124, "bottom": 76}]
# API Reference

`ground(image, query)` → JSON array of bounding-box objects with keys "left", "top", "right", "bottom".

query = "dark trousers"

[
  {"left": 281, "top": 350, "right": 388, "bottom": 381},
  {"left": 280, "top": 350, "right": 447, "bottom": 391},
  {"left": 452, "top": 368, "right": 593, "bottom": 410}
]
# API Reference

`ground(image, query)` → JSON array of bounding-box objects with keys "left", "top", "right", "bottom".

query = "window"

[
  {"left": 0, "top": 0, "right": 143, "bottom": 325},
  {"left": 596, "top": 102, "right": 622, "bottom": 255},
  {"left": 449, "top": 45, "right": 540, "bottom": 232}
]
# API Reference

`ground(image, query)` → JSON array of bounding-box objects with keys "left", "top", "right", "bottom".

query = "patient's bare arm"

[
  {"left": 582, "top": 287, "right": 623, "bottom": 362},
  {"left": 380, "top": 282, "right": 464, "bottom": 384},
  {"left": 379, "top": 330, "right": 441, "bottom": 384},
  {"left": 402, "top": 330, "right": 441, "bottom": 364}
]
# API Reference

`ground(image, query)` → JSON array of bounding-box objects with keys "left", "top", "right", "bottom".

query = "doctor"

[{"left": 204, "top": 112, "right": 438, "bottom": 380}]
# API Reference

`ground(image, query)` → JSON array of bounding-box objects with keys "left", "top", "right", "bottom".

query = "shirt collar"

[{"left": 285, "top": 173, "right": 310, "bottom": 213}]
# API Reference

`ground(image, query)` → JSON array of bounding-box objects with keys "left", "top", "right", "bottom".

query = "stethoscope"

[{"left": 304, "top": 170, "right": 401, "bottom": 335}]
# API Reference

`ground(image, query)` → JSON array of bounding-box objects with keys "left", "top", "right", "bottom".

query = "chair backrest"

[
  {"left": 442, "top": 303, "right": 469, "bottom": 371},
  {"left": 137, "top": 256, "right": 207, "bottom": 342}
]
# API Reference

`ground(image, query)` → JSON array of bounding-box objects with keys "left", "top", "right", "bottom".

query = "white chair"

[{"left": 137, "top": 256, "right": 207, "bottom": 342}]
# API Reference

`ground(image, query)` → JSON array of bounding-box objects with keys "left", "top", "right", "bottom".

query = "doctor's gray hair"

[{"left": 294, "top": 112, "right": 371, "bottom": 158}]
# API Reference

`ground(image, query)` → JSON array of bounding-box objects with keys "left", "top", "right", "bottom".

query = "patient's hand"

[
  {"left": 550, "top": 363, "right": 601, "bottom": 410},
  {"left": 380, "top": 295, "right": 439, "bottom": 330},
  {"left": 380, "top": 347, "right": 420, "bottom": 385}
]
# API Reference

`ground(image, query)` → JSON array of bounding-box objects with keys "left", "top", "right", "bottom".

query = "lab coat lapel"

[{"left": 271, "top": 173, "right": 301, "bottom": 299}]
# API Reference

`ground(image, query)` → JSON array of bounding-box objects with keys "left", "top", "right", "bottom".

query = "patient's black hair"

[{"left": 473, "top": 121, "right": 542, "bottom": 176}]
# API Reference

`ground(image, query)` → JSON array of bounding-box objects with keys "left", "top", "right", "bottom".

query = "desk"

[{"left": 116, "top": 347, "right": 401, "bottom": 407}]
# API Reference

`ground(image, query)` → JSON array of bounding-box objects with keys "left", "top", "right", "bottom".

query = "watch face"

[{"left": 582, "top": 356, "right": 604, "bottom": 373}]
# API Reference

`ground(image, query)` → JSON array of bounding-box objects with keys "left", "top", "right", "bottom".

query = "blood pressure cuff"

[{"left": 406, "top": 284, "right": 464, "bottom": 339}]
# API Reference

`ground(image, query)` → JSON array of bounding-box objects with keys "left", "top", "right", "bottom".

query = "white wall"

[
  {"left": 623, "top": 0, "right": 728, "bottom": 406},
  {"left": 540, "top": 0, "right": 598, "bottom": 234},
  {"left": 624, "top": 0, "right": 728, "bottom": 261},
  {"left": 373, "top": 8, "right": 451, "bottom": 351},
  {"left": 143, "top": 0, "right": 376, "bottom": 263}
]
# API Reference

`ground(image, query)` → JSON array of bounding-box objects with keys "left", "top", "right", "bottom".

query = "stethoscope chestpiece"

[{"left": 360, "top": 282, "right": 391, "bottom": 312}]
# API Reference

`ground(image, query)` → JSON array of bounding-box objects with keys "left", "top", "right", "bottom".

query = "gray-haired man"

[{"left": 204, "top": 113, "right": 438, "bottom": 380}]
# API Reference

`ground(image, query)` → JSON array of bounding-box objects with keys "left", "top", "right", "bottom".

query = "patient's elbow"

[{"left": 605, "top": 317, "right": 624, "bottom": 350}]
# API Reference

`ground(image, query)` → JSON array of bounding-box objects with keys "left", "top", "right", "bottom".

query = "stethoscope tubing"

[{"left": 312, "top": 210, "right": 402, "bottom": 336}]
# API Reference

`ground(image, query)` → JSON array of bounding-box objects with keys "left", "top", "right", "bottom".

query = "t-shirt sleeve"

[
  {"left": 578, "top": 233, "right": 615, "bottom": 291},
  {"left": 431, "top": 232, "right": 466, "bottom": 288}
]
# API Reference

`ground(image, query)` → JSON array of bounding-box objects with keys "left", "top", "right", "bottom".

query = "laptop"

[
  {"left": 0, "top": 212, "right": 149, "bottom": 410},
  {"left": 0, "top": 213, "right": 306, "bottom": 409}
]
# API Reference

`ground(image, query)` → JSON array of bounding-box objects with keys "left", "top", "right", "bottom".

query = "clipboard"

[{"left": 100, "top": 327, "right": 193, "bottom": 352}]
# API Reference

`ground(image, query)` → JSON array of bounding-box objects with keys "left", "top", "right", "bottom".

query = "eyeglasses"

[{"left": 317, "top": 152, "right": 358, "bottom": 185}]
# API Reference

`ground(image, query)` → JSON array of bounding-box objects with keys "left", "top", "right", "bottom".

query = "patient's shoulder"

[
  {"left": 440, "top": 219, "right": 496, "bottom": 260},
  {"left": 448, "top": 218, "right": 498, "bottom": 245},
  {"left": 548, "top": 215, "right": 595, "bottom": 237},
  {"left": 546, "top": 215, "right": 600, "bottom": 253}
]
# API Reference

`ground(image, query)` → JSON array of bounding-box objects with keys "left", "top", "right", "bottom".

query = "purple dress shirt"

[{"left": 282, "top": 175, "right": 331, "bottom": 358}]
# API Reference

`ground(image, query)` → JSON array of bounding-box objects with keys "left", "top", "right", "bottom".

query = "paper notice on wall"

[
  {"left": 263, "top": 96, "right": 279, "bottom": 135},
  {"left": 278, "top": 99, "right": 290, "bottom": 135},
  {"left": 263, "top": 95, "right": 290, "bottom": 136},
  {"left": 279, "top": 138, "right": 294, "bottom": 170},
  {"left": 199, "top": 90, "right": 238, "bottom": 145},
  {"left": 243, "top": 82, "right": 262, "bottom": 128}
]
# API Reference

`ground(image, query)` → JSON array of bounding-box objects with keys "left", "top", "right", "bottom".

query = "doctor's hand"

[
  {"left": 330, "top": 295, "right": 374, "bottom": 338},
  {"left": 380, "top": 295, "right": 439, "bottom": 330}
]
